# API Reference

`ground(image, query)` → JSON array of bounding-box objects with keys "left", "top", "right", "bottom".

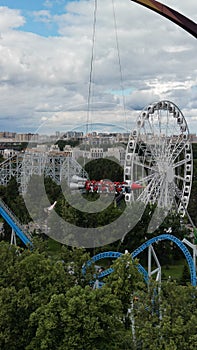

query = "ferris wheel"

[{"left": 124, "top": 100, "right": 193, "bottom": 217}]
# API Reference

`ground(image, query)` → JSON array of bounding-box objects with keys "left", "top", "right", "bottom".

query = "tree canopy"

[{"left": 0, "top": 241, "right": 197, "bottom": 349}]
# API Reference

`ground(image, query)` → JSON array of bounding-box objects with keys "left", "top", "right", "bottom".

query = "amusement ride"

[{"left": 0, "top": 0, "right": 197, "bottom": 287}]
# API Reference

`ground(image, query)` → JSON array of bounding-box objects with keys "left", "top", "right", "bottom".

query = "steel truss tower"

[{"left": 0, "top": 151, "right": 88, "bottom": 192}]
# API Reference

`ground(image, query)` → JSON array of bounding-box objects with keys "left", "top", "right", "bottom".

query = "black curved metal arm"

[{"left": 130, "top": 0, "right": 197, "bottom": 38}]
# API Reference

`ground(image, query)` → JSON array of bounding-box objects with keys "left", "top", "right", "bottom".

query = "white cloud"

[
  {"left": 0, "top": 1, "right": 196, "bottom": 134},
  {"left": 33, "top": 10, "right": 52, "bottom": 23},
  {"left": 0, "top": 7, "right": 25, "bottom": 32},
  {"left": 43, "top": 0, "right": 53, "bottom": 8}
]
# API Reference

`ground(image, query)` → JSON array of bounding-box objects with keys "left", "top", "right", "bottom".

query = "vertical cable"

[
  {"left": 86, "top": 0, "right": 97, "bottom": 137},
  {"left": 112, "top": 0, "right": 128, "bottom": 132}
]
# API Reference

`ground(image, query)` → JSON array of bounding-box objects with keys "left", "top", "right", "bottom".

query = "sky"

[{"left": 0, "top": 0, "right": 196, "bottom": 134}]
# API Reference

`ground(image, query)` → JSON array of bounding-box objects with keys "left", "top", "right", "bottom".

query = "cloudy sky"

[{"left": 0, "top": 0, "right": 196, "bottom": 134}]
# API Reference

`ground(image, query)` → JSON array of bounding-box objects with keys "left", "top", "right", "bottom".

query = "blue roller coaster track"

[
  {"left": 84, "top": 234, "right": 197, "bottom": 287},
  {"left": 0, "top": 198, "right": 32, "bottom": 247},
  {"left": 0, "top": 199, "right": 196, "bottom": 286}
]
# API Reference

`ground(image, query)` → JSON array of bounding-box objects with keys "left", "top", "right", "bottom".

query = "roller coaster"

[{"left": 83, "top": 234, "right": 197, "bottom": 287}]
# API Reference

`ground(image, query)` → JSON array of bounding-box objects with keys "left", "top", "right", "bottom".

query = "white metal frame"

[{"left": 124, "top": 100, "right": 193, "bottom": 216}]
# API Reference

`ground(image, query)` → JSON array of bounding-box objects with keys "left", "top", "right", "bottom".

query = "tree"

[
  {"left": 0, "top": 242, "right": 91, "bottom": 349},
  {"left": 84, "top": 158, "right": 123, "bottom": 182},
  {"left": 27, "top": 286, "right": 126, "bottom": 350},
  {"left": 1, "top": 240, "right": 197, "bottom": 349},
  {"left": 180, "top": 262, "right": 191, "bottom": 285},
  {"left": 105, "top": 252, "right": 145, "bottom": 331},
  {"left": 134, "top": 281, "right": 197, "bottom": 350}
]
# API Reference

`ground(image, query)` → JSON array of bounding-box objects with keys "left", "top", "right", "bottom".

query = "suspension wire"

[
  {"left": 111, "top": 0, "right": 128, "bottom": 132},
  {"left": 86, "top": 0, "right": 97, "bottom": 138}
]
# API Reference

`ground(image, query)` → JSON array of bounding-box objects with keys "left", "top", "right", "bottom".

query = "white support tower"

[
  {"left": 148, "top": 244, "right": 161, "bottom": 283},
  {"left": 10, "top": 228, "right": 17, "bottom": 246},
  {"left": 0, "top": 151, "right": 88, "bottom": 193}
]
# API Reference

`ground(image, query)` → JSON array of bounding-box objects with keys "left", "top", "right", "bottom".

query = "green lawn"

[
  {"left": 141, "top": 260, "right": 187, "bottom": 282},
  {"left": 162, "top": 260, "right": 186, "bottom": 281}
]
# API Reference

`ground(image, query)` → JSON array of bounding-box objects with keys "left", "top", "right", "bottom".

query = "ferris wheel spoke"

[
  {"left": 173, "top": 158, "right": 189, "bottom": 168},
  {"left": 147, "top": 118, "right": 154, "bottom": 135},
  {"left": 133, "top": 159, "right": 155, "bottom": 172},
  {"left": 136, "top": 172, "right": 156, "bottom": 185},
  {"left": 147, "top": 143, "right": 158, "bottom": 159},
  {"left": 137, "top": 176, "right": 156, "bottom": 202},
  {"left": 137, "top": 140, "right": 157, "bottom": 161},
  {"left": 167, "top": 135, "right": 181, "bottom": 156},
  {"left": 149, "top": 185, "right": 175, "bottom": 234},
  {"left": 174, "top": 174, "right": 186, "bottom": 182},
  {"left": 164, "top": 175, "right": 177, "bottom": 202},
  {"left": 137, "top": 173, "right": 161, "bottom": 203},
  {"left": 170, "top": 140, "right": 188, "bottom": 163},
  {"left": 165, "top": 135, "right": 180, "bottom": 158},
  {"left": 157, "top": 188, "right": 173, "bottom": 211},
  {"left": 165, "top": 109, "right": 170, "bottom": 139},
  {"left": 146, "top": 176, "right": 165, "bottom": 204}
]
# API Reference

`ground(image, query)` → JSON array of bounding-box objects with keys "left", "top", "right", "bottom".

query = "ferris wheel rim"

[{"left": 124, "top": 100, "right": 193, "bottom": 217}]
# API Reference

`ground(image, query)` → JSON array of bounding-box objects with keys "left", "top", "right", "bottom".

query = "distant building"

[
  {"left": 106, "top": 146, "right": 126, "bottom": 165},
  {"left": 115, "top": 133, "right": 130, "bottom": 143},
  {"left": 2, "top": 131, "right": 16, "bottom": 139},
  {"left": 62, "top": 131, "right": 83, "bottom": 141},
  {"left": 83, "top": 133, "right": 116, "bottom": 146},
  {"left": 16, "top": 133, "right": 38, "bottom": 142},
  {"left": 27, "top": 144, "right": 49, "bottom": 152},
  {"left": 50, "top": 144, "right": 60, "bottom": 152},
  {"left": 73, "top": 149, "right": 91, "bottom": 160},
  {"left": 1, "top": 148, "right": 19, "bottom": 159},
  {"left": 62, "top": 145, "right": 73, "bottom": 157},
  {"left": 90, "top": 148, "right": 104, "bottom": 159}
]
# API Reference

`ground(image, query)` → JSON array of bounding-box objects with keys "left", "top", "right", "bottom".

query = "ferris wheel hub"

[
  {"left": 157, "top": 161, "right": 174, "bottom": 183},
  {"left": 166, "top": 166, "right": 174, "bottom": 183}
]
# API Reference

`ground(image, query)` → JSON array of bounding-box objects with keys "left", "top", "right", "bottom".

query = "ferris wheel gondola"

[{"left": 124, "top": 100, "right": 193, "bottom": 217}]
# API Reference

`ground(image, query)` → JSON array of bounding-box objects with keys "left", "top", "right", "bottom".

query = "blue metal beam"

[
  {"left": 0, "top": 203, "right": 32, "bottom": 247},
  {"left": 85, "top": 234, "right": 196, "bottom": 287},
  {"left": 132, "top": 234, "right": 196, "bottom": 287}
]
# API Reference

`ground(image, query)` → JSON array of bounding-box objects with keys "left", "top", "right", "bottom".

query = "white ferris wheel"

[{"left": 124, "top": 100, "right": 193, "bottom": 217}]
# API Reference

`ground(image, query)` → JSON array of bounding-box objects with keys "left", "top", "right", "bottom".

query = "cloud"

[
  {"left": 0, "top": 1, "right": 196, "bottom": 134},
  {"left": 43, "top": 0, "right": 53, "bottom": 8},
  {"left": 43, "top": 0, "right": 65, "bottom": 8},
  {"left": 33, "top": 10, "right": 52, "bottom": 24},
  {"left": 0, "top": 7, "right": 25, "bottom": 32}
]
